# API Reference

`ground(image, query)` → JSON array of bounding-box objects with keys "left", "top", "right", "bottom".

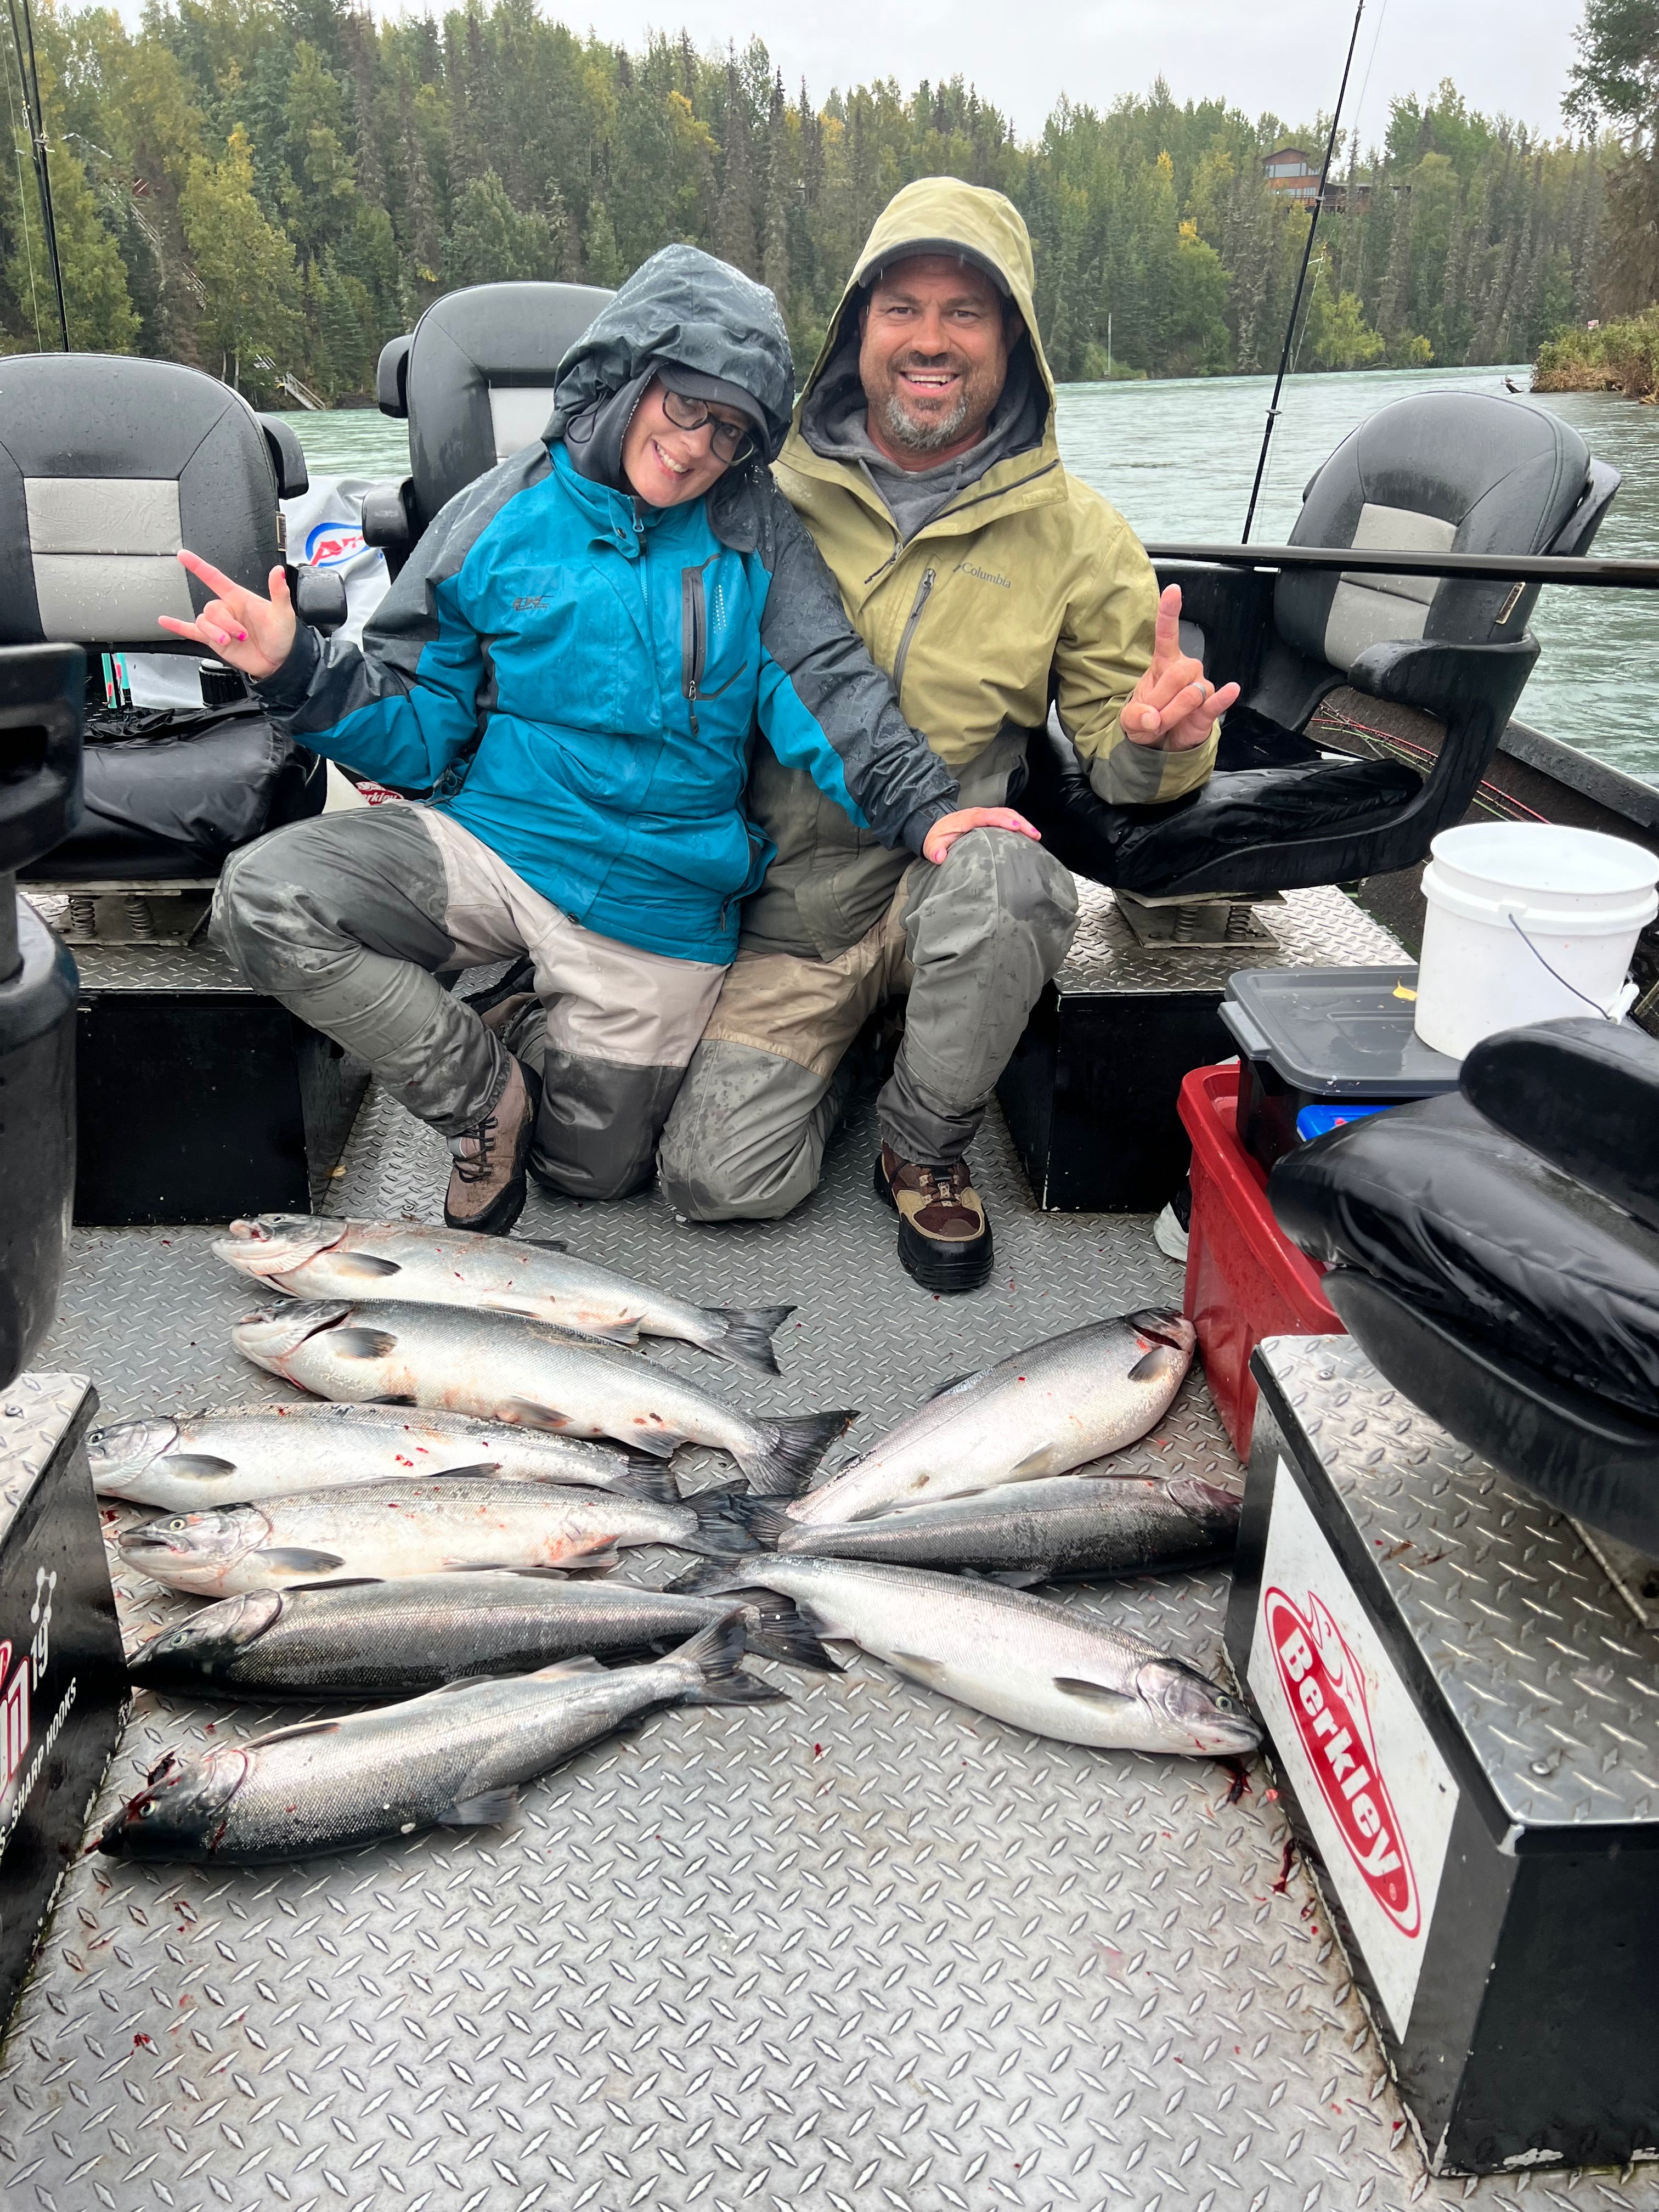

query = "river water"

[{"left": 281, "top": 362, "right": 1659, "bottom": 784}]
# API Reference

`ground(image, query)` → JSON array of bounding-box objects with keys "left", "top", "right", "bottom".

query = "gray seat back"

[
  {"left": 0, "top": 354, "right": 290, "bottom": 647},
  {"left": 393, "top": 282, "right": 613, "bottom": 524},
  {"left": 1275, "top": 391, "right": 1594, "bottom": 673}
]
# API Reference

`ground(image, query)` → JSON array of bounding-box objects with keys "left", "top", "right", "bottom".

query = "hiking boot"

[
  {"left": 874, "top": 1141, "right": 994, "bottom": 1294},
  {"left": 444, "top": 1056, "right": 541, "bottom": 1237}
]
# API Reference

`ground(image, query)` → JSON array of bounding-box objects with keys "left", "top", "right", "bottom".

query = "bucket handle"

[{"left": 1505, "top": 912, "right": 1635, "bottom": 1024}]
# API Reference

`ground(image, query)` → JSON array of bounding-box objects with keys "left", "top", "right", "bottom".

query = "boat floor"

[{"left": 5, "top": 1071, "right": 1657, "bottom": 2210}]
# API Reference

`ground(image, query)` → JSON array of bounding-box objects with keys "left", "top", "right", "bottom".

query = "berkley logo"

[
  {"left": 306, "top": 521, "right": 368, "bottom": 568},
  {"left": 1263, "top": 1584, "right": 1420, "bottom": 1937}
]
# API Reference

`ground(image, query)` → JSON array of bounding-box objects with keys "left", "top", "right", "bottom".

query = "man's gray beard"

[{"left": 875, "top": 383, "right": 971, "bottom": 454}]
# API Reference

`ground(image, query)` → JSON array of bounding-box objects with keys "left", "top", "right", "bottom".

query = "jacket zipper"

[
  {"left": 891, "top": 567, "right": 936, "bottom": 704},
  {"left": 681, "top": 562, "right": 709, "bottom": 735}
]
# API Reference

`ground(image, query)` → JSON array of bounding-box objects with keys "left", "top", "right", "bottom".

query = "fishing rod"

[
  {"left": 4, "top": 0, "right": 67, "bottom": 349},
  {"left": 1146, "top": 543, "right": 1659, "bottom": 590},
  {"left": 1241, "top": 0, "right": 1365, "bottom": 543}
]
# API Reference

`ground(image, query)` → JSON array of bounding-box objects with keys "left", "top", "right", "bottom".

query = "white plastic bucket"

[{"left": 1414, "top": 822, "right": 1658, "bottom": 1059}]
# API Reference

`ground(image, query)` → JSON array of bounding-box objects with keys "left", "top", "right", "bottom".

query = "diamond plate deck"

[
  {"left": 1256, "top": 1336, "right": 1659, "bottom": 1833},
  {"left": 0, "top": 1372, "right": 92, "bottom": 1533},
  {"left": 1057, "top": 879, "right": 1407, "bottom": 997},
  {"left": 5, "top": 1071, "right": 1659, "bottom": 2210}
]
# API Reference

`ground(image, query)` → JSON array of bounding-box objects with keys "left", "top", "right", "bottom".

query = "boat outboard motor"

[
  {"left": 1025, "top": 392, "right": 1618, "bottom": 923},
  {"left": 0, "top": 645, "right": 83, "bottom": 1389},
  {"left": 365, "top": 281, "right": 614, "bottom": 577}
]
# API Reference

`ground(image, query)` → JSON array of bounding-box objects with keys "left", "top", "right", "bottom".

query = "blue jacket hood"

[{"left": 551, "top": 244, "right": 795, "bottom": 461}]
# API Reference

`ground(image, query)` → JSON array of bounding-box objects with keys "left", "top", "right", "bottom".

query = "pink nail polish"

[{"left": 233, "top": 628, "right": 248, "bottom": 642}]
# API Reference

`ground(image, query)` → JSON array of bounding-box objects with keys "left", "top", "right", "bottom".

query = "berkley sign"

[{"left": 1263, "top": 1584, "right": 1420, "bottom": 1935}]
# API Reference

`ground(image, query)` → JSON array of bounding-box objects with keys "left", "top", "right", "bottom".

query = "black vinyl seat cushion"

[
  {"left": 21, "top": 707, "right": 324, "bottom": 882},
  {"left": 1022, "top": 723, "right": 1421, "bottom": 893},
  {"left": 1461, "top": 1017, "right": 1659, "bottom": 1237},
  {"left": 1269, "top": 1090, "right": 1659, "bottom": 1421}
]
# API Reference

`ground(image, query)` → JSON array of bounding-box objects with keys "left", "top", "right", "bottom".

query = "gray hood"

[{"left": 552, "top": 245, "right": 795, "bottom": 462}]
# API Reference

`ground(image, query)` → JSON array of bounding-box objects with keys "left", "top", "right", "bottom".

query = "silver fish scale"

[{"left": 9, "top": 1055, "right": 1658, "bottom": 2208}]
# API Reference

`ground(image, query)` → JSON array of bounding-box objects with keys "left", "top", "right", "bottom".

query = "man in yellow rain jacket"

[{"left": 658, "top": 177, "right": 1237, "bottom": 1291}]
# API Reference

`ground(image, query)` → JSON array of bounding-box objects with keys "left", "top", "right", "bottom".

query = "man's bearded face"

[{"left": 857, "top": 254, "right": 1017, "bottom": 462}]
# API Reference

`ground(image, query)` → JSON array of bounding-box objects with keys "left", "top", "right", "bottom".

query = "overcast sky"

[{"left": 426, "top": 0, "right": 1583, "bottom": 148}]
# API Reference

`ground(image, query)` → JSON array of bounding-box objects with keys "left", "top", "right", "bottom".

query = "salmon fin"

[
  {"left": 1009, "top": 1447, "right": 1060, "bottom": 1480},
  {"left": 329, "top": 1254, "right": 402, "bottom": 1280},
  {"left": 287, "top": 1577, "right": 384, "bottom": 1592},
  {"left": 610, "top": 1463, "right": 681, "bottom": 1506},
  {"left": 330, "top": 1328, "right": 399, "bottom": 1359},
  {"left": 566, "top": 1545, "right": 620, "bottom": 1576},
  {"left": 670, "top": 1613, "right": 789, "bottom": 1706},
  {"left": 926, "top": 1369, "right": 987, "bottom": 1401},
  {"left": 668, "top": 1567, "right": 854, "bottom": 1657},
  {"left": 424, "top": 1463, "right": 505, "bottom": 1482},
  {"left": 1054, "top": 1676, "right": 1140, "bottom": 1710},
  {"left": 890, "top": 1651, "right": 949, "bottom": 1686},
  {"left": 723, "top": 1496, "right": 797, "bottom": 1550},
  {"left": 437, "top": 1787, "right": 517, "bottom": 1826},
  {"left": 256, "top": 1547, "right": 346, "bottom": 1575},
  {"left": 514, "top": 1236, "right": 569, "bottom": 1252},
  {"left": 365, "top": 1393, "right": 418, "bottom": 1406},
  {"left": 703, "top": 1306, "right": 794, "bottom": 1376},
  {"left": 531, "top": 1654, "right": 607, "bottom": 1679},
  {"left": 157, "top": 1453, "right": 238, "bottom": 1479},
  {"left": 956, "top": 1564, "right": 1049, "bottom": 1588},
  {"left": 685, "top": 1484, "right": 764, "bottom": 1556},
  {"left": 741, "top": 1410, "right": 857, "bottom": 1496},
  {"left": 1166, "top": 1476, "right": 1243, "bottom": 1530},
  {"left": 736, "top": 1591, "right": 840, "bottom": 1673},
  {"left": 498, "top": 1397, "right": 578, "bottom": 1434},
  {"left": 1128, "top": 1344, "right": 1187, "bottom": 1385},
  {"left": 623, "top": 1427, "right": 684, "bottom": 1460}
]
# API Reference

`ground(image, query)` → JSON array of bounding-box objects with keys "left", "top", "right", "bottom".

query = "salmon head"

[
  {"left": 215, "top": 1215, "right": 350, "bottom": 1279},
  {"left": 120, "top": 1506, "right": 276, "bottom": 1596},
  {"left": 98, "top": 1746, "right": 250, "bottom": 1860}
]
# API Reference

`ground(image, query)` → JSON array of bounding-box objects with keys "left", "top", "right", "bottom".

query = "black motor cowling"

[{"left": 0, "top": 645, "right": 83, "bottom": 1390}]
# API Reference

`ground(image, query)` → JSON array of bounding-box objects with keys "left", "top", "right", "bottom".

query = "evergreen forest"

[{"left": 0, "top": 0, "right": 1611, "bottom": 404}]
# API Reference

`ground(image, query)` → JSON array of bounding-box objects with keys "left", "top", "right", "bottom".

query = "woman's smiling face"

[{"left": 620, "top": 378, "right": 748, "bottom": 507}]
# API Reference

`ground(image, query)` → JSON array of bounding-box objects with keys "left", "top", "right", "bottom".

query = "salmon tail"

[
  {"left": 735, "top": 1590, "right": 839, "bottom": 1672},
  {"left": 703, "top": 1305, "right": 795, "bottom": 1376},
  {"left": 684, "top": 1483, "right": 764, "bottom": 1556},
  {"left": 669, "top": 1612, "right": 788, "bottom": 1705},
  {"left": 725, "top": 1496, "right": 798, "bottom": 1550},
  {"left": 610, "top": 1462, "right": 682, "bottom": 1506},
  {"left": 739, "top": 1410, "right": 857, "bottom": 1496}
]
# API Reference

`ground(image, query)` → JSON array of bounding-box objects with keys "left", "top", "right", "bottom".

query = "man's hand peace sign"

[
  {"left": 157, "top": 549, "right": 298, "bottom": 681},
  {"left": 1121, "top": 583, "right": 1240, "bottom": 753}
]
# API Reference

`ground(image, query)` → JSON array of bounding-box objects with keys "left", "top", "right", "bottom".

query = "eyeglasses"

[{"left": 661, "top": 388, "right": 756, "bottom": 464}]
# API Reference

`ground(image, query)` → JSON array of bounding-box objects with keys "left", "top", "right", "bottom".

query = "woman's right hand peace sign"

[{"left": 157, "top": 549, "right": 297, "bottom": 681}]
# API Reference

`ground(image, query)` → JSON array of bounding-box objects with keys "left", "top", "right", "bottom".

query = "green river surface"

[{"left": 280, "top": 362, "right": 1659, "bottom": 787}]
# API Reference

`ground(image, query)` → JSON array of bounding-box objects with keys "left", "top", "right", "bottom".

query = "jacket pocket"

[{"left": 681, "top": 558, "right": 716, "bottom": 735}]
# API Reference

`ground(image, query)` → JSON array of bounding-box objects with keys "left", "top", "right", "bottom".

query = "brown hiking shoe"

[
  {"left": 875, "top": 1142, "right": 994, "bottom": 1294},
  {"left": 445, "top": 1057, "right": 541, "bottom": 1237}
]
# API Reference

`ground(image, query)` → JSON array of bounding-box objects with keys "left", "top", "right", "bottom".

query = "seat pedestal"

[{"left": 996, "top": 878, "right": 1406, "bottom": 1211}]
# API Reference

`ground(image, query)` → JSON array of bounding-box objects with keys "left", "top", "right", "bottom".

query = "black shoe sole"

[{"left": 873, "top": 1151, "right": 996, "bottom": 1294}]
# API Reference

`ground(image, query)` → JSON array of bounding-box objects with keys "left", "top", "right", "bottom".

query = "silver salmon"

[
  {"left": 678, "top": 1557, "right": 1258, "bottom": 1757},
  {"left": 89, "top": 1402, "right": 664, "bottom": 1511},
  {"left": 790, "top": 1312, "right": 1195, "bottom": 1526},
  {"left": 98, "top": 1617, "right": 782, "bottom": 1863},
  {"left": 215, "top": 1215, "right": 794, "bottom": 1374},
  {"left": 232, "top": 1301, "right": 854, "bottom": 1490},
  {"left": 126, "top": 1571, "right": 834, "bottom": 1699},
  {"left": 120, "top": 1472, "right": 757, "bottom": 1597},
  {"left": 740, "top": 1471, "right": 1239, "bottom": 1581}
]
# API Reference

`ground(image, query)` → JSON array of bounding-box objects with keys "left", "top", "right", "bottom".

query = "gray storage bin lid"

[{"left": 1220, "top": 964, "right": 1464, "bottom": 1097}]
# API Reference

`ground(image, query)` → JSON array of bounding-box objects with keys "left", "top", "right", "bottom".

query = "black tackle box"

[{"left": 1219, "top": 963, "right": 1462, "bottom": 1172}]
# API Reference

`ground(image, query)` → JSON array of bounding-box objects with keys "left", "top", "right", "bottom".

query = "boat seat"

[
  {"left": 364, "top": 281, "right": 614, "bottom": 577},
  {"left": 1269, "top": 1030, "right": 1659, "bottom": 1549},
  {"left": 1024, "top": 391, "right": 1620, "bottom": 899},
  {"left": 0, "top": 354, "right": 336, "bottom": 882}
]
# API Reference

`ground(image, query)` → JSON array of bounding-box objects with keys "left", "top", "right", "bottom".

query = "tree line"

[{"left": 0, "top": 0, "right": 1607, "bottom": 405}]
